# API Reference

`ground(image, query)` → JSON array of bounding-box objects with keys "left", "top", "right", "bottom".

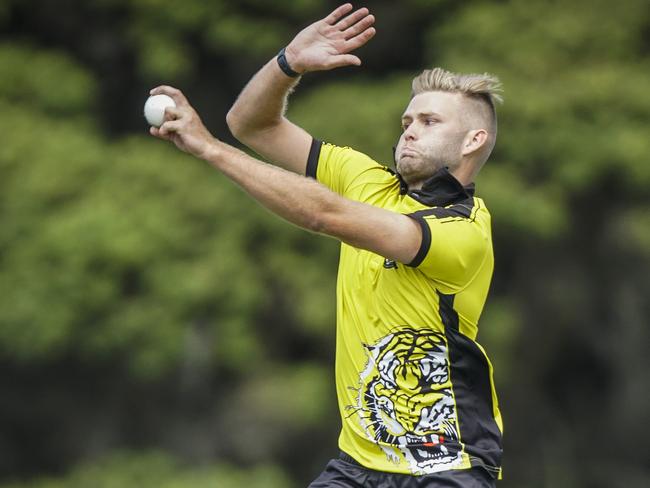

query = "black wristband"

[{"left": 277, "top": 47, "right": 301, "bottom": 78}]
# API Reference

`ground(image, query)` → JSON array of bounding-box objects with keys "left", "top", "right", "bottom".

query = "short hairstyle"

[{"left": 411, "top": 67, "right": 503, "bottom": 166}]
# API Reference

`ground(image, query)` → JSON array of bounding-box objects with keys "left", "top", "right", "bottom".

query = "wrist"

[
  {"left": 278, "top": 46, "right": 304, "bottom": 77},
  {"left": 198, "top": 138, "right": 224, "bottom": 163}
]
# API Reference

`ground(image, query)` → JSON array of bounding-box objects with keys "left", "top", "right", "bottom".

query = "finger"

[
  {"left": 324, "top": 3, "right": 353, "bottom": 25},
  {"left": 158, "top": 120, "right": 184, "bottom": 137},
  {"left": 150, "top": 85, "right": 178, "bottom": 96},
  {"left": 163, "top": 106, "right": 185, "bottom": 121},
  {"left": 150, "top": 126, "right": 172, "bottom": 141},
  {"left": 344, "top": 27, "right": 376, "bottom": 52},
  {"left": 343, "top": 14, "right": 375, "bottom": 40},
  {"left": 149, "top": 85, "right": 190, "bottom": 108},
  {"left": 335, "top": 7, "right": 369, "bottom": 31},
  {"left": 326, "top": 54, "right": 362, "bottom": 70}
]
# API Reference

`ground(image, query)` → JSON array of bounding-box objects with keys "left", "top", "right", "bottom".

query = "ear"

[{"left": 461, "top": 129, "right": 489, "bottom": 158}]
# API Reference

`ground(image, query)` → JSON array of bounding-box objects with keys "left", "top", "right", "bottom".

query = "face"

[{"left": 395, "top": 91, "right": 469, "bottom": 187}]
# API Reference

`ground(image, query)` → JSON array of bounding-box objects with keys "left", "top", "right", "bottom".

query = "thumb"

[{"left": 327, "top": 54, "right": 361, "bottom": 70}]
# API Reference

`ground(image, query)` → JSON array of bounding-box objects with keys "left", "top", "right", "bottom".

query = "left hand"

[
  {"left": 285, "top": 4, "right": 376, "bottom": 73},
  {"left": 148, "top": 86, "right": 217, "bottom": 159}
]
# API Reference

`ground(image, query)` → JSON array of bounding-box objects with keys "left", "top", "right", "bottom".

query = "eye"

[
  {"left": 424, "top": 118, "right": 437, "bottom": 126},
  {"left": 401, "top": 122, "right": 410, "bottom": 131}
]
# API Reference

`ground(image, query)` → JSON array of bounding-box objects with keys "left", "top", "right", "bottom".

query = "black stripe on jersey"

[
  {"left": 446, "top": 328, "right": 503, "bottom": 476},
  {"left": 406, "top": 216, "right": 431, "bottom": 268},
  {"left": 405, "top": 198, "right": 477, "bottom": 268},
  {"left": 437, "top": 290, "right": 503, "bottom": 477},
  {"left": 306, "top": 138, "right": 322, "bottom": 179},
  {"left": 437, "top": 291, "right": 459, "bottom": 332}
]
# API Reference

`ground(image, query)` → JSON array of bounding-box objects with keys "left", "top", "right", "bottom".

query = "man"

[{"left": 149, "top": 4, "right": 503, "bottom": 487}]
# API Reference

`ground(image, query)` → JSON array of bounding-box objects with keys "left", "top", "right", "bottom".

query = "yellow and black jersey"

[{"left": 306, "top": 140, "right": 503, "bottom": 479}]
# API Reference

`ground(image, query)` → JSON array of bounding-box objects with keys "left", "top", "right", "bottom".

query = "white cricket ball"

[{"left": 144, "top": 94, "right": 176, "bottom": 127}]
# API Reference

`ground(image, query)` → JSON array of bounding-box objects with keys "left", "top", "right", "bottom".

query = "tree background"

[{"left": 1, "top": 0, "right": 649, "bottom": 487}]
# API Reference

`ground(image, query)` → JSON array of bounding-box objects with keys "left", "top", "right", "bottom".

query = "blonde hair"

[
  {"left": 411, "top": 67, "right": 503, "bottom": 167},
  {"left": 412, "top": 67, "right": 503, "bottom": 107}
]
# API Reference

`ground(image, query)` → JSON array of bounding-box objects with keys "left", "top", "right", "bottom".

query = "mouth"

[
  {"left": 414, "top": 445, "right": 451, "bottom": 463},
  {"left": 400, "top": 147, "right": 419, "bottom": 159},
  {"left": 407, "top": 435, "right": 460, "bottom": 465}
]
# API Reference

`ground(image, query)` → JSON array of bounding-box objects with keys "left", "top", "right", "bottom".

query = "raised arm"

[
  {"left": 148, "top": 87, "right": 421, "bottom": 264},
  {"left": 223, "top": 3, "right": 375, "bottom": 174}
]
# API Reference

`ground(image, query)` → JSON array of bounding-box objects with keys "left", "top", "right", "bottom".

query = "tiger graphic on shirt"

[{"left": 347, "top": 327, "right": 463, "bottom": 474}]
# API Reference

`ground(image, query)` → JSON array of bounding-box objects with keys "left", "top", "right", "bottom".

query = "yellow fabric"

[{"left": 314, "top": 142, "right": 502, "bottom": 477}]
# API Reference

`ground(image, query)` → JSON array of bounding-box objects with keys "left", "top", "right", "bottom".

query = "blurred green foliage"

[
  {"left": 0, "top": 44, "right": 96, "bottom": 116},
  {"left": 1, "top": 451, "right": 293, "bottom": 488},
  {"left": 1, "top": 0, "right": 648, "bottom": 487}
]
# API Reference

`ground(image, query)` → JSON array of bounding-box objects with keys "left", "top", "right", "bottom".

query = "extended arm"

[
  {"left": 206, "top": 142, "right": 421, "bottom": 262},
  {"left": 220, "top": 3, "right": 375, "bottom": 174},
  {"left": 148, "top": 87, "right": 421, "bottom": 264}
]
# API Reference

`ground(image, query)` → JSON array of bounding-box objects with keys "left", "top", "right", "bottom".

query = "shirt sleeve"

[
  {"left": 406, "top": 211, "right": 490, "bottom": 293},
  {"left": 306, "top": 139, "right": 394, "bottom": 200}
]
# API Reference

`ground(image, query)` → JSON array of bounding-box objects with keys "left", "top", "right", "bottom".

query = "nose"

[{"left": 403, "top": 123, "right": 418, "bottom": 141}]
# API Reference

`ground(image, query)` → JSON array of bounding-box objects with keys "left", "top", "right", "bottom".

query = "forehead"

[{"left": 402, "top": 91, "right": 463, "bottom": 118}]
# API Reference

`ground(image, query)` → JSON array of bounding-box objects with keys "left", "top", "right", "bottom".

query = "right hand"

[
  {"left": 285, "top": 3, "right": 376, "bottom": 74},
  {"left": 148, "top": 86, "right": 217, "bottom": 160}
]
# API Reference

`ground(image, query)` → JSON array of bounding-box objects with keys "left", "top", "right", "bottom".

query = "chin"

[
  {"left": 397, "top": 157, "right": 416, "bottom": 173},
  {"left": 398, "top": 157, "right": 424, "bottom": 179}
]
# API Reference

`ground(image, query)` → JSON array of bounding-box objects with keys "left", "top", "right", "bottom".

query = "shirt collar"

[{"left": 397, "top": 167, "right": 475, "bottom": 207}]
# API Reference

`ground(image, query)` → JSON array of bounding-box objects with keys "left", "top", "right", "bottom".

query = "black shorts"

[{"left": 307, "top": 452, "right": 496, "bottom": 488}]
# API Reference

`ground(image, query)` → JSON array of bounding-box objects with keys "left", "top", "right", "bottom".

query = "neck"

[{"left": 450, "top": 164, "right": 474, "bottom": 186}]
